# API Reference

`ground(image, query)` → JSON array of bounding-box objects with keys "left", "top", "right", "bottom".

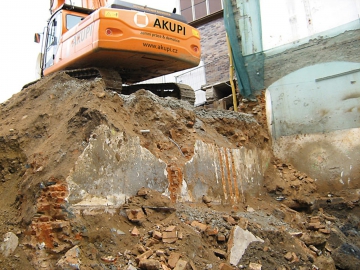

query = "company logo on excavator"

[
  {"left": 134, "top": 12, "right": 149, "bottom": 28},
  {"left": 72, "top": 24, "right": 94, "bottom": 46},
  {"left": 153, "top": 18, "right": 186, "bottom": 35}
]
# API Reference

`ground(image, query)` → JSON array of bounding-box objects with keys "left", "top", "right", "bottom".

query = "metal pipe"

[{"left": 226, "top": 33, "right": 238, "bottom": 112}]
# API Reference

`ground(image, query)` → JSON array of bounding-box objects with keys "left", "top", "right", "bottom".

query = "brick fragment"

[
  {"left": 168, "top": 252, "right": 181, "bottom": 268},
  {"left": 190, "top": 221, "right": 207, "bottom": 232},
  {"left": 249, "top": 262, "right": 262, "bottom": 270},
  {"left": 165, "top": 225, "right": 176, "bottom": 232},
  {"left": 126, "top": 208, "right": 145, "bottom": 223},
  {"left": 138, "top": 258, "right": 161, "bottom": 270},
  {"left": 135, "top": 249, "right": 153, "bottom": 263},
  {"left": 206, "top": 227, "right": 219, "bottom": 236},
  {"left": 217, "top": 233, "right": 226, "bottom": 242},
  {"left": 223, "top": 215, "right": 236, "bottom": 225},
  {"left": 162, "top": 231, "right": 177, "bottom": 243},
  {"left": 131, "top": 227, "right": 140, "bottom": 236},
  {"left": 174, "top": 259, "right": 188, "bottom": 270},
  {"left": 153, "top": 230, "right": 162, "bottom": 240},
  {"left": 219, "top": 263, "right": 234, "bottom": 270}
]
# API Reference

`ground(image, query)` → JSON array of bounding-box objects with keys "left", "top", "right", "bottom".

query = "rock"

[
  {"left": 228, "top": 226, "right": 264, "bottom": 266},
  {"left": 202, "top": 195, "right": 212, "bottom": 204},
  {"left": 307, "top": 222, "right": 325, "bottom": 231},
  {"left": 309, "top": 245, "right": 321, "bottom": 256},
  {"left": 138, "top": 258, "right": 161, "bottom": 270},
  {"left": 314, "top": 255, "right": 336, "bottom": 270},
  {"left": 238, "top": 217, "right": 249, "bottom": 230},
  {"left": 217, "top": 234, "right": 226, "bottom": 242},
  {"left": 135, "top": 249, "right": 153, "bottom": 263},
  {"left": 284, "top": 252, "right": 298, "bottom": 263},
  {"left": 137, "top": 245, "right": 147, "bottom": 254},
  {"left": 131, "top": 226, "right": 140, "bottom": 236},
  {"left": 125, "top": 265, "right": 138, "bottom": 270},
  {"left": 137, "top": 187, "right": 151, "bottom": 197},
  {"left": 162, "top": 231, "right": 177, "bottom": 243},
  {"left": 246, "top": 207, "right": 255, "bottom": 213},
  {"left": 223, "top": 215, "right": 236, "bottom": 225},
  {"left": 168, "top": 252, "right": 181, "bottom": 268},
  {"left": 161, "top": 262, "right": 172, "bottom": 270},
  {"left": 332, "top": 243, "right": 360, "bottom": 270},
  {"left": 319, "top": 228, "right": 331, "bottom": 234},
  {"left": 213, "top": 248, "right": 227, "bottom": 259},
  {"left": 300, "top": 232, "right": 327, "bottom": 246},
  {"left": 56, "top": 245, "right": 81, "bottom": 270},
  {"left": 126, "top": 208, "right": 145, "bottom": 222},
  {"left": 165, "top": 225, "right": 177, "bottom": 232},
  {"left": 219, "top": 263, "right": 234, "bottom": 270},
  {"left": 101, "top": 255, "right": 117, "bottom": 262},
  {"left": 284, "top": 252, "right": 293, "bottom": 261},
  {"left": 152, "top": 230, "right": 162, "bottom": 240},
  {"left": 248, "top": 262, "right": 262, "bottom": 270},
  {"left": 206, "top": 227, "right": 219, "bottom": 236},
  {"left": 191, "top": 221, "right": 208, "bottom": 232},
  {"left": 174, "top": 259, "right": 188, "bottom": 270},
  {"left": 156, "top": 249, "right": 165, "bottom": 259},
  {"left": 96, "top": 92, "right": 106, "bottom": 98},
  {"left": 0, "top": 232, "right": 18, "bottom": 257}
]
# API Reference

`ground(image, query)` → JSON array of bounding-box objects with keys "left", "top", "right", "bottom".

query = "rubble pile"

[{"left": 0, "top": 73, "right": 358, "bottom": 269}]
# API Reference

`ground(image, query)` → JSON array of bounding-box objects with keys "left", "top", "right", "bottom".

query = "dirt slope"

[{"left": 0, "top": 73, "right": 359, "bottom": 269}]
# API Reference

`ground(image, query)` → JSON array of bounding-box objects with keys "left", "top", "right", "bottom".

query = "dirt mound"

[{"left": 0, "top": 73, "right": 359, "bottom": 269}]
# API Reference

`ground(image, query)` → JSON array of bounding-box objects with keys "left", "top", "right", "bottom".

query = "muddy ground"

[{"left": 0, "top": 73, "right": 359, "bottom": 269}]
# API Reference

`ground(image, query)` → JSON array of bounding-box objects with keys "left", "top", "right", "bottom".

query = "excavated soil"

[{"left": 0, "top": 73, "right": 359, "bottom": 269}]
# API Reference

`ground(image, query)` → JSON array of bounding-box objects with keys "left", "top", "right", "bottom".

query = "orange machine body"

[{"left": 41, "top": 1, "right": 201, "bottom": 84}]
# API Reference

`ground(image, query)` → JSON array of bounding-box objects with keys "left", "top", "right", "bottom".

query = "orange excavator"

[{"left": 35, "top": 0, "right": 201, "bottom": 103}]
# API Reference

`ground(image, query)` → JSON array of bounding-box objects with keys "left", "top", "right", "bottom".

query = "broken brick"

[
  {"left": 135, "top": 249, "right": 153, "bottom": 263},
  {"left": 153, "top": 230, "right": 162, "bottom": 240},
  {"left": 190, "top": 221, "right": 207, "bottom": 232},
  {"left": 131, "top": 227, "right": 140, "bottom": 236},
  {"left": 217, "top": 234, "right": 226, "bottom": 242},
  {"left": 168, "top": 252, "right": 181, "bottom": 268},
  {"left": 126, "top": 208, "right": 145, "bottom": 223},
  {"left": 138, "top": 258, "right": 161, "bottom": 270},
  {"left": 219, "top": 263, "right": 234, "bottom": 270},
  {"left": 174, "top": 259, "right": 188, "bottom": 270},
  {"left": 162, "top": 231, "right": 177, "bottom": 243}
]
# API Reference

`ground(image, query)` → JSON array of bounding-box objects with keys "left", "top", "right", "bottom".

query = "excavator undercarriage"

[{"left": 65, "top": 68, "right": 196, "bottom": 105}]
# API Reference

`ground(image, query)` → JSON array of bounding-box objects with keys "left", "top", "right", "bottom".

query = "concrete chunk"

[
  {"left": 228, "top": 226, "right": 264, "bottom": 266},
  {"left": 0, "top": 232, "right": 18, "bottom": 257}
]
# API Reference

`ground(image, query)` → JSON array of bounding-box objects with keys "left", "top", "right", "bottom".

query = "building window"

[{"left": 180, "top": 0, "right": 223, "bottom": 22}]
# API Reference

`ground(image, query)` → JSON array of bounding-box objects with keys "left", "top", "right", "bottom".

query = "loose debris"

[{"left": 0, "top": 73, "right": 358, "bottom": 269}]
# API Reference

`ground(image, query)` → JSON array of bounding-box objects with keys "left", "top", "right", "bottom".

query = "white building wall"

[{"left": 261, "top": 0, "right": 360, "bottom": 50}]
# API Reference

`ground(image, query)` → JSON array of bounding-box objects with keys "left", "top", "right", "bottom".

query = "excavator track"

[
  {"left": 64, "top": 68, "right": 195, "bottom": 105},
  {"left": 122, "top": 83, "right": 195, "bottom": 105},
  {"left": 65, "top": 68, "right": 123, "bottom": 92}
]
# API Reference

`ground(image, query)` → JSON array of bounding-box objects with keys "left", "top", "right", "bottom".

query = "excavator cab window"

[
  {"left": 66, "top": 14, "right": 84, "bottom": 30},
  {"left": 44, "top": 12, "right": 62, "bottom": 69}
]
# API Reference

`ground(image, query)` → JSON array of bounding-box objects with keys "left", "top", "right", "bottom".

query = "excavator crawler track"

[
  {"left": 65, "top": 68, "right": 123, "bottom": 92},
  {"left": 122, "top": 83, "right": 195, "bottom": 105},
  {"left": 64, "top": 68, "right": 195, "bottom": 105}
]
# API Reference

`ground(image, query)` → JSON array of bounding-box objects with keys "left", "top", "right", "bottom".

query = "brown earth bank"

[{"left": 0, "top": 73, "right": 359, "bottom": 269}]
